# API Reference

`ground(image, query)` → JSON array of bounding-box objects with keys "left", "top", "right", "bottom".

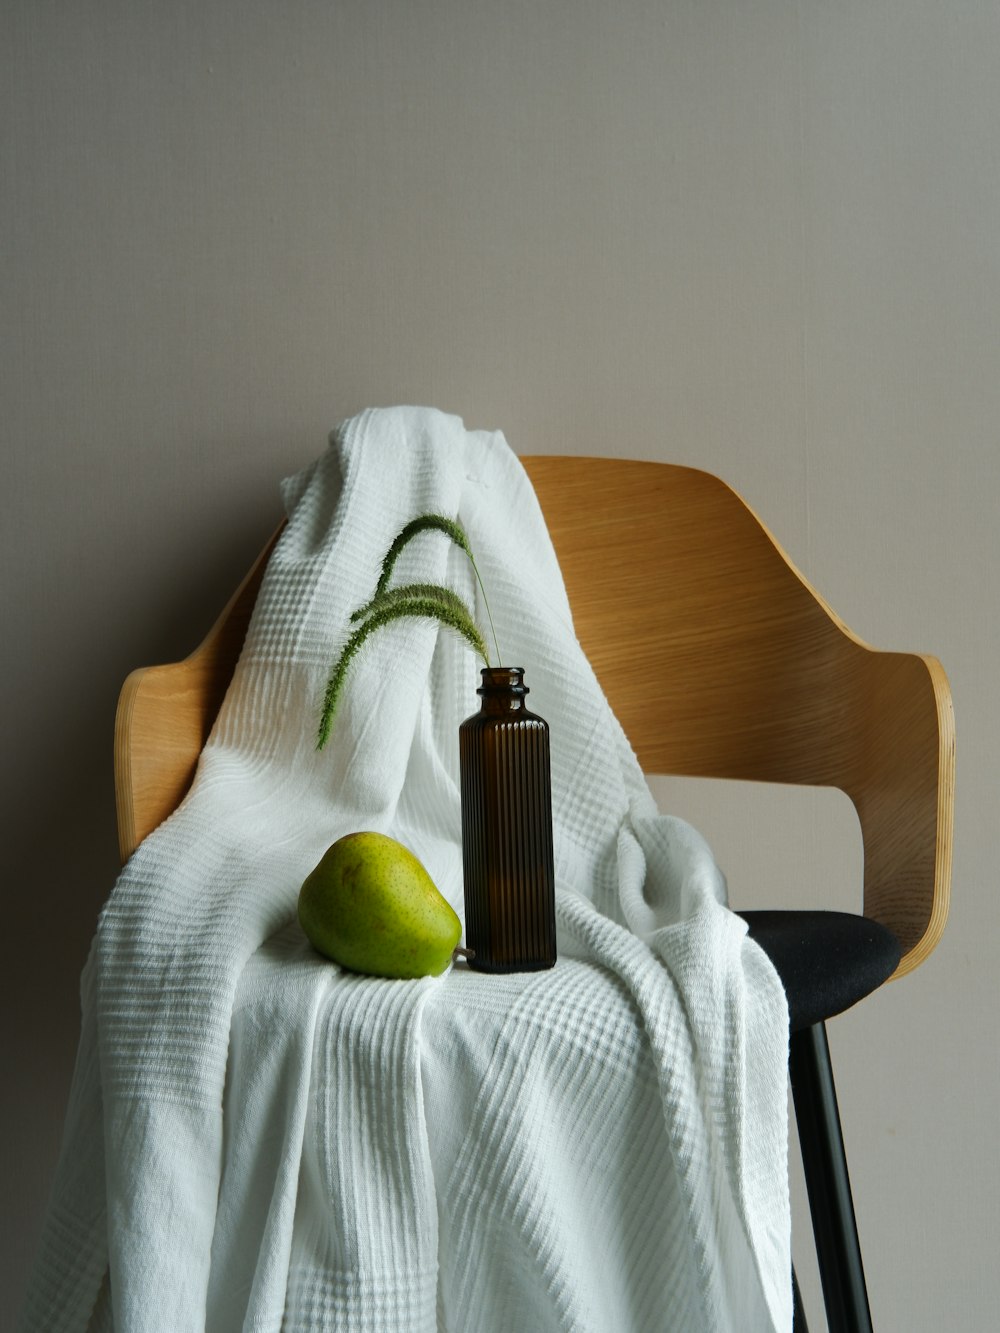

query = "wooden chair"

[{"left": 115, "top": 457, "right": 954, "bottom": 1333}]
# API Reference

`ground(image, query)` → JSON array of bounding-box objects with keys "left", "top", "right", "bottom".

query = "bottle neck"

[{"left": 477, "top": 666, "right": 529, "bottom": 715}]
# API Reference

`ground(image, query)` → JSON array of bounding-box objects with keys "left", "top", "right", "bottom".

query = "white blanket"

[{"left": 22, "top": 407, "right": 791, "bottom": 1332}]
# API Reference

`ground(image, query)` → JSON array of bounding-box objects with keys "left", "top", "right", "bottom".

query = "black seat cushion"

[{"left": 739, "top": 910, "right": 902, "bottom": 1033}]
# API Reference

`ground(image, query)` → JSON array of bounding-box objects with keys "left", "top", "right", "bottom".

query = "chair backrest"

[{"left": 115, "top": 457, "right": 954, "bottom": 978}]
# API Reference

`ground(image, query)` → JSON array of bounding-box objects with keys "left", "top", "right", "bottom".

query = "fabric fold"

[{"left": 22, "top": 407, "right": 791, "bottom": 1333}]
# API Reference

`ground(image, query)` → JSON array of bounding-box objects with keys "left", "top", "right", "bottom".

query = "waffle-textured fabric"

[{"left": 22, "top": 408, "right": 792, "bottom": 1332}]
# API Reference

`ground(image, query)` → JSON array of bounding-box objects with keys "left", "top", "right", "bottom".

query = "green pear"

[{"left": 298, "top": 831, "right": 462, "bottom": 979}]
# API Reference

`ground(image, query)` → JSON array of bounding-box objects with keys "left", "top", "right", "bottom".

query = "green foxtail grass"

[{"left": 317, "top": 514, "right": 501, "bottom": 750}]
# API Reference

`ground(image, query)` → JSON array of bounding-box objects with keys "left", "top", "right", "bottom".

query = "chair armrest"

[
  {"left": 113, "top": 527, "right": 282, "bottom": 862},
  {"left": 840, "top": 648, "right": 954, "bottom": 976}
]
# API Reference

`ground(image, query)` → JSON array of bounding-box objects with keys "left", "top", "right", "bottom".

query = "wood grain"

[
  {"left": 114, "top": 457, "right": 953, "bottom": 978},
  {"left": 113, "top": 529, "right": 281, "bottom": 864},
  {"left": 523, "top": 459, "right": 953, "bottom": 977}
]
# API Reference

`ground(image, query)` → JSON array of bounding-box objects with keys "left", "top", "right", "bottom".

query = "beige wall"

[{"left": 4, "top": 2, "right": 997, "bottom": 1327}]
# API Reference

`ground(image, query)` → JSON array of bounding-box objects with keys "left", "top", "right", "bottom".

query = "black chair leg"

[
  {"left": 789, "top": 1021, "right": 874, "bottom": 1333},
  {"left": 792, "top": 1264, "right": 810, "bottom": 1332}
]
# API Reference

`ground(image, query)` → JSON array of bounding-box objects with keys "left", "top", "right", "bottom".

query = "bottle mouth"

[{"left": 477, "top": 666, "right": 527, "bottom": 695}]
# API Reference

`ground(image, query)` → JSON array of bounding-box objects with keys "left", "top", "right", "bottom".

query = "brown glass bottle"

[{"left": 459, "top": 667, "right": 557, "bottom": 972}]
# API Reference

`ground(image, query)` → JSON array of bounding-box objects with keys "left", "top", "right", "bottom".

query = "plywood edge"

[
  {"left": 113, "top": 666, "right": 145, "bottom": 863},
  {"left": 889, "top": 652, "right": 955, "bottom": 979}
]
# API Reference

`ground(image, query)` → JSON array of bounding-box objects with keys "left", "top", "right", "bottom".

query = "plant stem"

[
  {"left": 369, "top": 513, "right": 503, "bottom": 665},
  {"left": 467, "top": 551, "right": 502, "bottom": 667},
  {"left": 317, "top": 593, "right": 489, "bottom": 750},
  {"left": 373, "top": 515, "right": 473, "bottom": 601},
  {"left": 318, "top": 512, "right": 504, "bottom": 751},
  {"left": 351, "top": 582, "right": 477, "bottom": 628}
]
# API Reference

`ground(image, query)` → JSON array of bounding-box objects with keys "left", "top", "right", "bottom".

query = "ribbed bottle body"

[{"left": 459, "top": 668, "right": 556, "bottom": 972}]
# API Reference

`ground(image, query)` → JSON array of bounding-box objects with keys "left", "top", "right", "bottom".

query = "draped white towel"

[{"left": 22, "top": 407, "right": 792, "bottom": 1333}]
